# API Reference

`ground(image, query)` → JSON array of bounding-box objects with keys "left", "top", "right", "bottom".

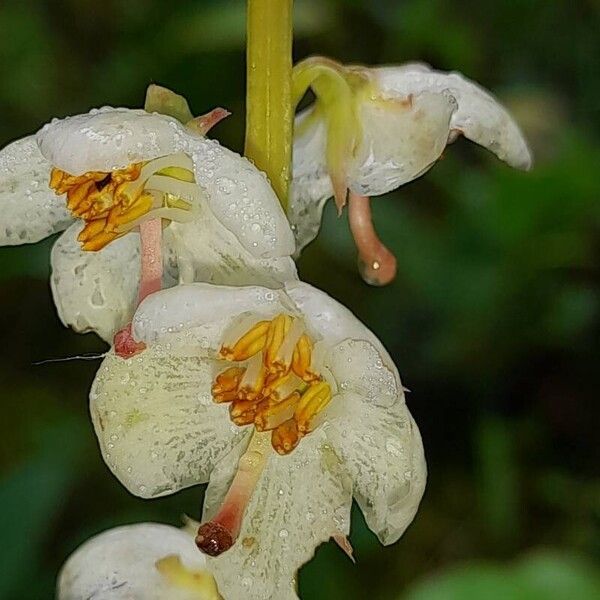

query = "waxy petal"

[
  {"left": 290, "top": 115, "right": 332, "bottom": 253},
  {"left": 132, "top": 283, "right": 291, "bottom": 346},
  {"left": 51, "top": 223, "right": 143, "bottom": 342},
  {"left": 57, "top": 523, "right": 210, "bottom": 600},
  {"left": 325, "top": 339, "right": 399, "bottom": 408},
  {"left": 204, "top": 431, "right": 352, "bottom": 600},
  {"left": 0, "top": 135, "right": 72, "bottom": 245},
  {"left": 165, "top": 192, "right": 297, "bottom": 288},
  {"left": 185, "top": 137, "right": 295, "bottom": 259},
  {"left": 36, "top": 108, "right": 181, "bottom": 175},
  {"left": 348, "top": 91, "right": 457, "bottom": 196},
  {"left": 325, "top": 392, "right": 426, "bottom": 545},
  {"left": 37, "top": 107, "right": 294, "bottom": 259},
  {"left": 90, "top": 344, "right": 250, "bottom": 498},
  {"left": 375, "top": 65, "right": 533, "bottom": 171}
]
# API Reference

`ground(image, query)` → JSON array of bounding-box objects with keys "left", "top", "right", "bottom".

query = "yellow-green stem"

[{"left": 244, "top": 0, "right": 293, "bottom": 210}]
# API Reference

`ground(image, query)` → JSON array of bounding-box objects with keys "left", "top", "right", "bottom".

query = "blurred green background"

[{"left": 1, "top": 0, "right": 599, "bottom": 598}]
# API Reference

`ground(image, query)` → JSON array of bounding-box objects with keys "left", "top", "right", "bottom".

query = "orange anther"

[
  {"left": 220, "top": 320, "right": 270, "bottom": 361},
  {"left": 81, "top": 230, "right": 120, "bottom": 251},
  {"left": 77, "top": 218, "right": 108, "bottom": 243},
  {"left": 230, "top": 400, "right": 259, "bottom": 426},
  {"left": 212, "top": 366, "right": 246, "bottom": 402},
  {"left": 271, "top": 418, "right": 301, "bottom": 455}
]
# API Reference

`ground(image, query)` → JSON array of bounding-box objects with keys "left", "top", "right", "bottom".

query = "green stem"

[{"left": 244, "top": 0, "right": 293, "bottom": 210}]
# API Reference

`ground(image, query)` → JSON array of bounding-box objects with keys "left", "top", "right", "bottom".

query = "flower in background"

[
  {"left": 89, "top": 280, "right": 425, "bottom": 599},
  {"left": 291, "top": 57, "right": 532, "bottom": 285},
  {"left": 57, "top": 521, "right": 221, "bottom": 599},
  {"left": 0, "top": 86, "right": 295, "bottom": 343}
]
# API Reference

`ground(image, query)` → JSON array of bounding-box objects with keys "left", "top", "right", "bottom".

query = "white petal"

[
  {"left": 36, "top": 108, "right": 181, "bottom": 175},
  {"left": 132, "top": 283, "right": 292, "bottom": 345},
  {"left": 0, "top": 135, "right": 72, "bottom": 245},
  {"left": 348, "top": 91, "right": 457, "bottom": 196},
  {"left": 325, "top": 392, "right": 426, "bottom": 545},
  {"left": 185, "top": 136, "right": 295, "bottom": 259},
  {"left": 285, "top": 281, "right": 387, "bottom": 350},
  {"left": 57, "top": 523, "right": 206, "bottom": 600},
  {"left": 204, "top": 432, "right": 352, "bottom": 600},
  {"left": 290, "top": 110, "right": 332, "bottom": 252},
  {"left": 375, "top": 65, "right": 533, "bottom": 170},
  {"left": 90, "top": 343, "right": 249, "bottom": 498},
  {"left": 325, "top": 339, "right": 399, "bottom": 408},
  {"left": 50, "top": 223, "right": 140, "bottom": 342},
  {"left": 164, "top": 199, "right": 297, "bottom": 289}
]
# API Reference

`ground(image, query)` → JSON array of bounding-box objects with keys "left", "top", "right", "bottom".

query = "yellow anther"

[
  {"left": 254, "top": 391, "right": 300, "bottom": 432},
  {"left": 155, "top": 555, "right": 222, "bottom": 599},
  {"left": 264, "top": 314, "right": 293, "bottom": 373},
  {"left": 220, "top": 320, "right": 270, "bottom": 361},
  {"left": 271, "top": 418, "right": 301, "bottom": 455},
  {"left": 294, "top": 381, "right": 332, "bottom": 434},
  {"left": 292, "top": 334, "right": 320, "bottom": 382}
]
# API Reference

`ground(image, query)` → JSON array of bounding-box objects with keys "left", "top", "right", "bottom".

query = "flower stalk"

[{"left": 244, "top": 0, "right": 293, "bottom": 209}]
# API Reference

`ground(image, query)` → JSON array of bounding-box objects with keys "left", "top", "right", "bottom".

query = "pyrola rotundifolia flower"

[
  {"left": 90, "top": 281, "right": 425, "bottom": 599},
  {"left": 291, "top": 57, "right": 532, "bottom": 285},
  {"left": 57, "top": 522, "right": 221, "bottom": 599},
  {"left": 0, "top": 88, "right": 295, "bottom": 342}
]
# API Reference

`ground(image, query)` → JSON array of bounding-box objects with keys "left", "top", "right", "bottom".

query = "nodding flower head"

[
  {"left": 0, "top": 89, "right": 296, "bottom": 342},
  {"left": 291, "top": 57, "right": 532, "bottom": 285},
  {"left": 89, "top": 281, "right": 426, "bottom": 599}
]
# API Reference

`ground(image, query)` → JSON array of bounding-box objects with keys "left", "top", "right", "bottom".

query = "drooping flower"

[
  {"left": 0, "top": 87, "right": 295, "bottom": 342},
  {"left": 291, "top": 57, "right": 532, "bottom": 285},
  {"left": 89, "top": 280, "right": 426, "bottom": 599},
  {"left": 57, "top": 521, "right": 221, "bottom": 599}
]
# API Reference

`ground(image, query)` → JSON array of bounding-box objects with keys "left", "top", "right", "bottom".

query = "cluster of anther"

[
  {"left": 211, "top": 314, "right": 332, "bottom": 455},
  {"left": 50, "top": 164, "right": 145, "bottom": 251},
  {"left": 49, "top": 154, "right": 196, "bottom": 251}
]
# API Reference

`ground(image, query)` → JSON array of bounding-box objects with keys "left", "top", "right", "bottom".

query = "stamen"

[
  {"left": 271, "top": 418, "right": 301, "bottom": 455},
  {"left": 220, "top": 320, "right": 270, "bottom": 361},
  {"left": 196, "top": 433, "right": 269, "bottom": 556},
  {"left": 254, "top": 392, "right": 300, "bottom": 432},
  {"left": 291, "top": 334, "right": 320, "bottom": 382},
  {"left": 211, "top": 314, "right": 335, "bottom": 454},
  {"left": 49, "top": 154, "right": 196, "bottom": 251},
  {"left": 212, "top": 366, "right": 246, "bottom": 401},
  {"left": 294, "top": 381, "right": 332, "bottom": 434},
  {"left": 266, "top": 317, "right": 304, "bottom": 375},
  {"left": 347, "top": 191, "right": 397, "bottom": 286},
  {"left": 238, "top": 354, "right": 267, "bottom": 400},
  {"left": 263, "top": 314, "right": 292, "bottom": 373}
]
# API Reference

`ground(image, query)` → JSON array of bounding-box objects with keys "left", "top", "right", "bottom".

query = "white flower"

[
  {"left": 89, "top": 280, "right": 426, "bottom": 599},
  {"left": 0, "top": 103, "right": 295, "bottom": 341},
  {"left": 57, "top": 522, "right": 221, "bottom": 599},
  {"left": 291, "top": 57, "right": 532, "bottom": 284}
]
